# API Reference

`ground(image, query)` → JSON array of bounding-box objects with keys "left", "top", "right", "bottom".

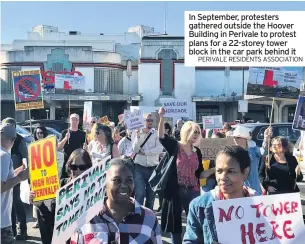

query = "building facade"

[{"left": 1, "top": 25, "right": 302, "bottom": 124}]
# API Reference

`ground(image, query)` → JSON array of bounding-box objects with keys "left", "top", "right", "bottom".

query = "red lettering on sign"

[
  {"left": 255, "top": 223, "right": 267, "bottom": 242},
  {"left": 41, "top": 70, "right": 83, "bottom": 85},
  {"left": 283, "top": 220, "right": 295, "bottom": 239},
  {"left": 31, "top": 145, "right": 42, "bottom": 170},
  {"left": 43, "top": 141, "right": 54, "bottom": 167},
  {"left": 218, "top": 205, "right": 234, "bottom": 222},
  {"left": 240, "top": 222, "right": 255, "bottom": 244}
]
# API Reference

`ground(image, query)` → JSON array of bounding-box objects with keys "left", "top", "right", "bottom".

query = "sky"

[{"left": 1, "top": 1, "right": 305, "bottom": 44}]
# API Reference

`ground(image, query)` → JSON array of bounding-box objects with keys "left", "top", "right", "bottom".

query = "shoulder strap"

[{"left": 132, "top": 132, "right": 153, "bottom": 160}]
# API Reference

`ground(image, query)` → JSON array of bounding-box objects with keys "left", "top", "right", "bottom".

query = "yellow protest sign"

[
  {"left": 98, "top": 115, "right": 110, "bottom": 125},
  {"left": 29, "top": 136, "right": 60, "bottom": 202}
]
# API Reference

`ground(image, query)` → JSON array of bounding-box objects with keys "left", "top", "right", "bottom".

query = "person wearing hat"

[
  {"left": 57, "top": 113, "right": 87, "bottom": 179},
  {"left": 1, "top": 123, "right": 29, "bottom": 244},
  {"left": 232, "top": 124, "right": 272, "bottom": 195},
  {"left": 2, "top": 117, "right": 28, "bottom": 240}
]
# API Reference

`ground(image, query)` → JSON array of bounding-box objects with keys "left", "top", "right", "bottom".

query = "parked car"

[
  {"left": 22, "top": 125, "right": 62, "bottom": 141},
  {"left": 19, "top": 119, "right": 69, "bottom": 133},
  {"left": 16, "top": 125, "right": 64, "bottom": 173},
  {"left": 294, "top": 136, "right": 303, "bottom": 163},
  {"left": 231, "top": 123, "right": 300, "bottom": 147}
]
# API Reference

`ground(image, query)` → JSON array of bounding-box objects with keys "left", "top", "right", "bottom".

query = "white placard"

[
  {"left": 238, "top": 100, "right": 248, "bottom": 113},
  {"left": 51, "top": 156, "right": 111, "bottom": 244},
  {"left": 162, "top": 99, "right": 189, "bottom": 118},
  {"left": 213, "top": 193, "right": 305, "bottom": 244},
  {"left": 83, "top": 101, "right": 92, "bottom": 130},
  {"left": 124, "top": 109, "right": 145, "bottom": 131},
  {"left": 202, "top": 115, "right": 223, "bottom": 130}
]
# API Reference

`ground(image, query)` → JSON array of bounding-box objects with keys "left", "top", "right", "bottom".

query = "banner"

[
  {"left": 52, "top": 156, "right": 111, "bottom": 244},
  {"left": 124, "top": 109, "right": 145, "bottom": 131},
  {"left": 55, "top": 74, "right": 85, "bottom": 94},
  {"left": 199, "top": 138, "right": 234, "bottom": 160},
  {"left": 161, "top": 99, "right": 189, "bottom": 118},
  {"left": 29, "top": 136, "right": 60, "bottom": 202},
  {"left": 83, "top": 101, "right": 92, "bottom": 131},
  {"left": 246, "top": 67, "right": 303, "bottom": 99},
  {"left": 202, "top": 115, "right": 223, "bottom": 130},
  {"left": 293, "top": 96, "right": 305, "bottom": 131},
  {"left": 12, "top": 70, "right": 44, "bottom": 111},
  {"left": 213, "top": 193, "right": 305, "bottom": 244}
]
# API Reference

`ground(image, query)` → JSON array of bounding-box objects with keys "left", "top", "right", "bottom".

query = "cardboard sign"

[
  {"left": 51, "top": 156, "right": 111, "bottom": 244},
  {"left": 98, "top": 115, "right": 110, "bottom": 125},
  {"left": 246, "top": 67, "right": 303, "bottom": 99},
  {"left": 55, "top": 74, "right": 85, "bottom": 94},
  {"left": 29, "top": 136, "right": 60, "bottom": 202},
  {"left": 162, "top": 99, "right": 189, "bottom": 118},
  {"left": 293, "top": 96, "right": 305, "bottom": 131},
  {"left": 12, "top": 70, "right": 44, "bottom": 111},
  {"left": 124, "top": 109, "right": 145, "bottom": 131},
  {"left": 213, "top": 193, "right": 305, "bottom": 244},
  {"left": 199, "top": 138, "right": 234, "bottom": 160},
  {"left": 202, "top": 115, "right": 223, "bottom": 130}
]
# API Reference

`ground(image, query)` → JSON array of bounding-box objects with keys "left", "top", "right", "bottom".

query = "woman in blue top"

[
  {"left": 183, "top": 146, "right": 258, "bottom": 244},
  {"left": 231, "top": 125, "right": 272, "bottom": 195}
]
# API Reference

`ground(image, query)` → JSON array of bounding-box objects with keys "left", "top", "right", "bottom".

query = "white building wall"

[
  {"left": 138, "top": 63, "right": 160, "bottom": 106},
  {"left": 173, "top": 63, "right": 196, "bottom": 120},
  {"left": 74, "top": 67, "right": 94, "bottom": 93},
  {"left": 123, "top": 70, "right": 138, "bottom": 95}
]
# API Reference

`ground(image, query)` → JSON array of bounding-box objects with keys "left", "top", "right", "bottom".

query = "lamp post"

[{"left": 126, "top": 59, "right": 132, "bottom": 104}]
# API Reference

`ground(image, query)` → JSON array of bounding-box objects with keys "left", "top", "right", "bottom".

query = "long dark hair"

[
  {"left": 95, "top": 124, "right": 114, "bottom": 145},
  {"left": 33, "top": 124, "right": 48, "bottom": 141},
  {"left": 66, "top": 149, "right": 92, "bottom": 176}
]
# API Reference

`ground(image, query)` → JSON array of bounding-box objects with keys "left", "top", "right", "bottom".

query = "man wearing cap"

[
  {"left": 57, "top": 113, "right": 87, "bottom": 179},
  {"left": 1, "top": 123, "right": 29, "bottom": 244},
  {"left": 2, "top": 117, "right": 28, "bottom": 240}
]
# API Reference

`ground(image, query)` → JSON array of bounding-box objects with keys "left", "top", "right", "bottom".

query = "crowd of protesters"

[{"left": 1, "top": 107, "right": 304, "bottom": 244}]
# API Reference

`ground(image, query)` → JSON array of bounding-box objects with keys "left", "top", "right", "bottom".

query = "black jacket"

[
  {"left": 159, "top": 136, "right": 203, "bottom": 234},
  {"left": 259, "top": 153, "right": 303, "bottom": 194}
]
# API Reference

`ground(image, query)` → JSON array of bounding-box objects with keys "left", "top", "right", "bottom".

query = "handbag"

[{"left": 149, "top": 146, "right": 178, "bottom": 193}]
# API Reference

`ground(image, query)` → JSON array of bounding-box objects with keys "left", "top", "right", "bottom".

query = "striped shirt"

[{"left": 70, "top": 198, "right": 163, "bottom": 244}]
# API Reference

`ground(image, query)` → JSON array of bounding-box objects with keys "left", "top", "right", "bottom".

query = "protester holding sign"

[
  {"left": 1, "top": 123, "right": 29, "bottom": 244},
  {"left": 2, "top": 117, "right": 29, "bottom": 240},
  {"left": 232, "top": 125, "right": 272, "bottom": 195},
  {"left": 57, "top": 114, "right": 87, "bottom": 179},
  {"left": 157, "top": 107, "right": 203, "bottom": 244},
  {"left": 70, "top": 158, "right": 162, "bottom": 244},
  {"left": 29, "top": 148, "right": 92, "bottom": 244},
  {"left": 183, "top": 146, "right": 257, "bottom": 243},
  {"left": 132, "top": 114, "right": 164, "bottom": 210},
  {"left": 87, "top": 124, "right": 120, "bottom": 163},
  {"left": 259, "top": 136, "right": 303, "bottom": 195}
]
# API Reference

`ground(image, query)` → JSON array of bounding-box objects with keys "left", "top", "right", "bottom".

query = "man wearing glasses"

[{"left": 132, "top": 114, "right": 164, "bottom": 210}]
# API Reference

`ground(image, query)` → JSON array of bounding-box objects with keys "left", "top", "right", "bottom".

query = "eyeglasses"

[
  {"left": 70, "top": 164, "right": 89, "bottom": 171},
  {"left": 146, "top": 119, "right": 154, "bottom": 122},
  {"left": 90, "top": 121, "right": 96, "bottom": 124},
  {"left": 193, "top": 130, "right": 200, "bottom": 134}
]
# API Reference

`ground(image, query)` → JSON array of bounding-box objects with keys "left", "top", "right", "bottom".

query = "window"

[
  {"left": 1, "top": 67, "right": 21, "bottom": 93},
  {"left": 157, "top": 49, "right": 177, "bottom": 95},
  {"left": 257, "top": 125, "right": 300, "bottom": 142},
  {"left": 196, "top": 105, "right": 219, "bottom": 122},
  {"left": 94, "top": 68, "right": 123, "bottom": 94}
]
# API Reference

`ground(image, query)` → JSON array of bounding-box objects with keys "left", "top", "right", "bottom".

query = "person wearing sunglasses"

[
  {"left": 259, "top": 136, "right": 303, "bottom": 195},
  {"left": 157, "top": 107, "right": 204, "bottom": 244},
  {"left": 131, "top": 114, "right": 164, "bottom": 211},
  {"left": 29, "top": 149, "right": 92, "bottom": 244}
]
